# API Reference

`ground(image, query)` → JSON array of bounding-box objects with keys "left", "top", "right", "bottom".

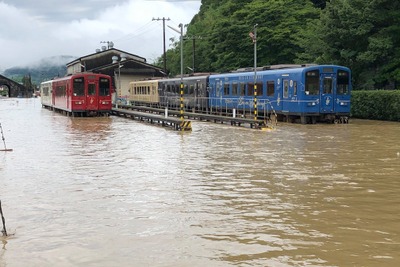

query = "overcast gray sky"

[{"left": 0, "top": 0, "right": 201, "bottom": 70}]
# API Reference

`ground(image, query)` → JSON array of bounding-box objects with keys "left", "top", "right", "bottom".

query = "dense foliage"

[
  {"left": 158, "top": 0, "right": 400, "bottom": 90},
  {"left": 351, "top": 90, "right": 400, "bottom": 121}
]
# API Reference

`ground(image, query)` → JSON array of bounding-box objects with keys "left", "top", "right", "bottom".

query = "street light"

[
  {"left": 112, "top": 55, "right": 124, "bottom": 108},
  {"left": 253, "top": 24, "right": 258, "bottom": 123},
  {"left": 167, "top": 23, "right": 184, "bottom": 121}
]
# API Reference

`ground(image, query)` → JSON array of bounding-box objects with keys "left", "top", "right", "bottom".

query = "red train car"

[{"left": 41, "top": 73, "right": 113, "bottom": 116}]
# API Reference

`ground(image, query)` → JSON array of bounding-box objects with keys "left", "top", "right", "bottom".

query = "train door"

[
  {"left": 86, "top": 80, "right": 98, "bottom": 110},
  {"left": 282, "top": 79, "right": 290, "bottom": 111},
  {"left": 66, "top": 83, "right": 70, "bottom": 110},
  {"left": 320, "top": 74, "right": 334, "bottom": 113}
]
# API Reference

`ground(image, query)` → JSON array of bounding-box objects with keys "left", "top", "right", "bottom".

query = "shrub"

[{"left": 351, "top": 90, "right": 400, "bottom": 121}]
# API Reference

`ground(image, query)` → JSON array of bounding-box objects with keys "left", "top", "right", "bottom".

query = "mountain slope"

[{"left": 2, "top": 55, "right": 76, "bottom": 86}]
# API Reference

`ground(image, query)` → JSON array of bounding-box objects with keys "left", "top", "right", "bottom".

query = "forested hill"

[
  {"left": 160, "top": 0, "right": 400, "bottom": 90},
  {"left": 2, "top": 55, "right": 75, "bottom": 86}
]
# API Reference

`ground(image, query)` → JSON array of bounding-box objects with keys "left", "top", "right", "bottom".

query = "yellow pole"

[
  {"left": 253, "top": 24, "right": 258, "bottom": 123},
  {"left": 254, "top": 84, "right": 257, "bottom": 122},
  {"left": 180, "top": 82, "right": 184, "bottom": 121}
]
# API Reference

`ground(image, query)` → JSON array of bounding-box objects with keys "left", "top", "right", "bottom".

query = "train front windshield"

[
  {"left": 305, "top": 70, "right": 319, "bottom": 95},
  {"left": 99, "top": 78, "right": 110, "bottom": 96},
  {"left": 337, "top": 70, "right": 350, "bottom": 95},
  {"left": 73, "top": 78, "right": 85, "bottom": 96}
]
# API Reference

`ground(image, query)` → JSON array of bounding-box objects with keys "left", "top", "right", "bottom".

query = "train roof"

[
  {"left": 231, "top": 64, "right": 318, "bottom": 73},
  {"left": 210, "top": 64, "right": 350, "bottom": 79},
  {"left": 40, "top": 72, "right": 111, "bottom": 84},
  {"left": 132, "top": 74, "right": 210, "bottom": 84}
]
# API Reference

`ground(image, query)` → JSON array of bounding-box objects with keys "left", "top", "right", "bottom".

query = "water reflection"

[{"left": 0, "top": 99, "right": 399, "bottom": 267}]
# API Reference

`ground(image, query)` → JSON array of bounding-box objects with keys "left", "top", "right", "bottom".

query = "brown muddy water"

[{"left": 0, "top": 98, "right": 399, "bottom": 267}]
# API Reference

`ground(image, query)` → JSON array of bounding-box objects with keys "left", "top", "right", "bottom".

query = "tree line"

[{"left": 157, "top": 0, "right": 399, "bottom": 90}]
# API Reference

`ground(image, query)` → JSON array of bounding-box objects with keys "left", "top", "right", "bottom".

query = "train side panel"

[
  {"left": 156, "top": 76, "right": 209, "bottom": 112},
  {"left": 53, "top": 78, "right": 71, "bottom": 112},
  {"left": 129, "top": 80, "right": 160, "bottom": 105}
]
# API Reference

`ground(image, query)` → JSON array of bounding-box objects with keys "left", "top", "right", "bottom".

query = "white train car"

[{"left": 40, "top": 80, "right": 53, "bottom": 108}]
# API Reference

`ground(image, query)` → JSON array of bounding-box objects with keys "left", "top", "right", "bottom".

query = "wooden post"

[
  {"left": 0, "top": 200, "right": 7, "bottom": 236},
  {"left": 0, "top": 123, "right": 13, "bottom": 152}
]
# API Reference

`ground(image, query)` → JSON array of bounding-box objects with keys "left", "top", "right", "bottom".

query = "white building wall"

[
  {"left": 67, "top": 64, "right": 82, "bottom": 75},
  {"left": 115, "top": 74, "right": 149, "bottom": 104}
]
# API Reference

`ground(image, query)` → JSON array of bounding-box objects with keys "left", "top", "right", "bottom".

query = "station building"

[{"left": 66, "top": 45, "right": 165, "bottom": 104}]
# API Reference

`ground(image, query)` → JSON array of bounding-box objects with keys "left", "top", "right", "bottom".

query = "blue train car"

[
  {"left": 208, "top": 64, "right": 351, "bottom": 123},
  {"left": 158, "top": 75, "right": 210, "bottom": 112}
]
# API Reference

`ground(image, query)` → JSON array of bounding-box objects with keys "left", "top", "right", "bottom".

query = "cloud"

[{"left": 0, "top": 0, "right": 201, "bottom": 70}]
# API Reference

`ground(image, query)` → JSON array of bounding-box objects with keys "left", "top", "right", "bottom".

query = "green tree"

[
  {"left": 299, "top": 0, "right": 400, "bottom": 89},
  {"left": 162, "top": 0, "right": 320, "bottom": 76}
]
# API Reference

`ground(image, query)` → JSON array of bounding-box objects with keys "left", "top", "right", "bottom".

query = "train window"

[
  {"left": 147, "top": 86, "right": 150, "bottom": 95},
  {"left": 256, "top": 82, "right": 263, "bottom": 96},
  {"left": 323, "top": 78, "right": 332, "bottom": 94},
  {"left": 43, "top": 87, "right": 49, "bottom": 96},
  {"left": 337, "top": 70, "right": 349, "bottom": 95},
  {"left": 247, "top": 83, "right": 254, "bottom": 96},
  {"left": 73, "top": 78, "right": 85, "bottom": 96},
  {"left": 240, "top": 83, "right": 245, "bottom": 96},
  {"left": 293, "top": 81, "right": 297, "bottom": 96},
  {"left": 224, "top": 83, "right": 230, "bottom": 96},
  {"left": 99, "top": 78, "right": 110, "bottom": 96},
  {"left": 267, "top": 81, "right": 275, "bottom": 96},
  {"left": 56, "top": 85, "right": 66, "bottom": 97},
  {"left": 305, "top": 70, "right": 319, "bottom": 95},
  {"left": 283, "top": 80, "right": 289, "bottom": 98},
  {"left": 88, "top": 84, "right": 96, "bottom": 96},
  {"left": 189, "top": 84, "right": 195, "bottom": 95},
  {"left": 232, "top": 83, "right": 238, "bottom": 95}
]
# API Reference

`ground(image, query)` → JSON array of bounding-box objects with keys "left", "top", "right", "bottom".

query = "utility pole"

[
  {"left": 152, "top": 17, "right": 170, "bottom": 75},
  {"left": 184, "top": 36, "right": 202, "bottom": 73}
]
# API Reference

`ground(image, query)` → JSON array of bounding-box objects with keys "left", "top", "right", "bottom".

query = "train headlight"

[
  {"left": 75, "top": 101, "right": 82, "bottom": 105},
  {"left": 101, "top": 101, "right": 109, "bottom": 104},
  {"left": 340, "top": 102, "right": 348, "bottom": 106},
  {"left": 307, "top": 102, "right": 317, "bottom": 106}
]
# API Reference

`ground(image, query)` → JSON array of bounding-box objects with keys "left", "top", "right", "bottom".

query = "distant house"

[{"left": 66, "top": 46, "right": 166, "bottom": 104}]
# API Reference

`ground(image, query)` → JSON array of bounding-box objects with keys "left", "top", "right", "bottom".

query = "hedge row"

[{"left": 351, "top": 90, "right": 400, "bottom": 121}]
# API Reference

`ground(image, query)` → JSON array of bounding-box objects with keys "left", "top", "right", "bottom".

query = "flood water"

[{"left": 0, "top": 98, "right": 399, "bottom": 267}]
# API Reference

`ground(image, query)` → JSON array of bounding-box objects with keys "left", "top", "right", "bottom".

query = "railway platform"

[
  {"left": 111, "top": 107, "right": 192, "bottom": 131},
  {"left": 113, "top": 104, "right": 275, "bottom": 130}
]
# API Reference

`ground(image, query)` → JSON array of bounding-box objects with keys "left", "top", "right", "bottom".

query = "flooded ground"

[{"left": 0, "top": 98, "right": 399, "bottom": 267}]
